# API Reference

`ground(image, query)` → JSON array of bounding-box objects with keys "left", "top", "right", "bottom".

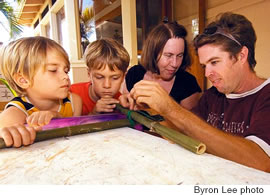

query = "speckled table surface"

[{"left": 0, "top": 127, "right": 269, "bottom": 184}]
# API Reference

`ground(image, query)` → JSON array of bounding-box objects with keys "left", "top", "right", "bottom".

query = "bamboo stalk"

[
  {"left": 0, "top": 78, "right": 17, "bottom": 97},
  {"left": 116, "top": 104, "right": 206, "bottom": 154},
  {"left": 0, "top": 119, "right": 131, "bottom": 149}
]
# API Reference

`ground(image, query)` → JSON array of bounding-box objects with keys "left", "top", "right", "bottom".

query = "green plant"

[
  {"left": 0, "top": 78, "right": 17, "bottom": 96},
  {"left": 0, "top": 0, "right": 22, "bottom": 39}
]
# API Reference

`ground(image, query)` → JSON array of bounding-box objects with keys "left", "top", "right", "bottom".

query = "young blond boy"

[
  {"left": 0, "top": 36, "right": 82, "bottom": 148},
  {"left": 70, "top": 38, "right": 130, "bottom": 115}
]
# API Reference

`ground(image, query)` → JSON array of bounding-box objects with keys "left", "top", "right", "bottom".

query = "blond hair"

[
  {"left": 84, "top": 38, "right": 130, "bottom": 72},
  {"left": 0, "top": 36, "right": 69, "bottom": 95}
]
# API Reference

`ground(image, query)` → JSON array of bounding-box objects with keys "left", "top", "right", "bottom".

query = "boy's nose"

[
  {"left": 63, "top": 72, "right": 69, "bottom": 80},
  {"left": 103, "top": 78, "right": 111, "bottom": 88}
]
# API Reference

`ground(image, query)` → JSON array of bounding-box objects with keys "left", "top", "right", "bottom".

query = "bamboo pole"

[
  {"left": 116, "top": 104, "right": 206, "bottom": 154},
  {"left": 0, "top": 119, "right": 131, "bottom": 149},
  {"left": 0, "top": 78, "right": 17, "bottom": 96}
]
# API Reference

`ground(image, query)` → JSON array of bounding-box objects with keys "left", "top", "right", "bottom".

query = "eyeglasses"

[{"left": 200, "top": 26, "right": 242, "bottom": 46}]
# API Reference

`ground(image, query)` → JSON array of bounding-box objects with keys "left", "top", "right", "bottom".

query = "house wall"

[
  {"left": 22, "top": 0, "right": 270, "bottom": 86},
  {"left": 175, "top": 0, "right": 270, "bottom": 88}
]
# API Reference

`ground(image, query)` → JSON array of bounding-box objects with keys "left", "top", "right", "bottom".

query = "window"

[
  {"left": 136, "top": 0, "right": 172, "bottom": 51},
  {"left": 79, "top": 0, "right": 123, "bottom": 53},
  {"left": 192, "top": 18, "right": 199, "bottom": 38},
  {"left": 34, "top": 19, "right": 39, "bottom": 29},
  {"left": 56, "top": 6, "right": 69, "bottom": 52},
  {"left": 94, "top": 0, "right": 122, "bottom": 43},
  {"left": 79, "top": 0, "right": 96, "bottom": 52},
  {"left": 45, "top": 22, "right": 51, "bottom": 38}
]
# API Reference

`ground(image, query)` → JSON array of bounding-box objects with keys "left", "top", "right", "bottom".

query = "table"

[{"left": 0, "top": 127, "right": 269, "bottom": 184}]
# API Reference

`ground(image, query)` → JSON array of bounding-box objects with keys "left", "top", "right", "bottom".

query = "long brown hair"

[{"left": 140, "top": 21, "right": 191, "bottom": 74}]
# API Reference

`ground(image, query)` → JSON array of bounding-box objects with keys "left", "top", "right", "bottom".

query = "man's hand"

[{"left": 130, "top": 80, "right": 173, "bottom": 115}]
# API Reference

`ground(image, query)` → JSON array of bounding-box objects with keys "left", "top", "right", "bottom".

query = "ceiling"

[{"left": 16, "top": 0, "right": 45, "bottom": 26}]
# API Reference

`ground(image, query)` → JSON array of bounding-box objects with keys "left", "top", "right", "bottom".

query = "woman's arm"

[{"left": 180, "top": 92, "right": 201, "bottom": 110}]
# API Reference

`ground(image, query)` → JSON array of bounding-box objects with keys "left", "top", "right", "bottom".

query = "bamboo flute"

[
  {"left": 116, "top": 104, "right": 206, "bottom": 154},
  {"left": 0, "top": 119, "right": 131, "bottom": 149}
]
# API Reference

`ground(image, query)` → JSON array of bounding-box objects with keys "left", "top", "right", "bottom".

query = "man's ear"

[
  {"left": 14, "top": 74, "right": 30, "bottom": 89},
  {"left": 238, "top": 46, "right": 249, "bottom": 63}
]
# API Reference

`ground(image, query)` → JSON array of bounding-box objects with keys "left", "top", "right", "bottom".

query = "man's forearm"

[{"left": 162, "top": 98, "right": 270, "bottom": 172}]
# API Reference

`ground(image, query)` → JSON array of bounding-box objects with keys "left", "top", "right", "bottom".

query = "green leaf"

[
  {"left": 0, "top": 0, "right": 23, "bottom": 39},
  {"left": 0, "top": 78, "right": 17, "bottom": 96}
]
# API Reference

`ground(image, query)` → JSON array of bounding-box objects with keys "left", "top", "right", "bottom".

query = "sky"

[
  {"left": 0, "top": 0, "right": 94, "bottom": 44},
  {"left": 0, "top": 12, "right": 10, "bottom": 43},
  {"left": 0, "top": 0, "right": 34, "bottom": 44}
]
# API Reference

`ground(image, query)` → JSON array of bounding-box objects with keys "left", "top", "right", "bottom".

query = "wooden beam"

[
  {"left": 139, "top": 0, "right": 148, "bottom": 45},
  {"left": 22, "top": 6, "right": 41, "bottom": 13},
  {"left": 18, "top": 18, "right": 33, "bottom": 24},
  {"left": 199, "top": 0, "right": 206, "bottom": 33},
  {"left": 25, "top": 0, "right": 45, "bottom": 5},
  {"left": 121, "top": 0, "right": 138, "bottom": 66},
  {"left": 20, "top": 13, "right": 36, "bottom": 19},
  {"left": 162, "top": 0, "right": 172, "bottom": 22},
  {"left": 198, "top": 0, "right": 206, "bottom": 90},
  {"left": 95, "top": 6, "right": 121, "bottom": 26}
]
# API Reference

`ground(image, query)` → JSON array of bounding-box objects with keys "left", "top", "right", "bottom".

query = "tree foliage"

[{"left": 0, "top": 0, "right": 22, "bottom": 39}]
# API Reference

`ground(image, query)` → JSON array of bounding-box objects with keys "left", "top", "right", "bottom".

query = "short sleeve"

[
  {"left": 125, "top": 65, "right": 146, "bottom": 91},
  {"left": 170, "top": 70, "right": 202, "bottom": 102}
]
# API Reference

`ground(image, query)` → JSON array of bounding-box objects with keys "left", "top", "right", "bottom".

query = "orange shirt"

[{"left": 70, "top": 82, "right": 121, "bottom": 115}]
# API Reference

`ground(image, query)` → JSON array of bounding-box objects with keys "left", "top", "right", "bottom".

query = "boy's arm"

[
  {"left": 0, "top": 106, "right": 38, "bottom": 147},
  {"left": 0, "top": 106, "right": 27, "bottom": 128},
  {"left": 26, "top": 111, "right": 62, "bottom": 127},
  {"left": 71, "top": 93, "right": 82, "bottom": 116}
]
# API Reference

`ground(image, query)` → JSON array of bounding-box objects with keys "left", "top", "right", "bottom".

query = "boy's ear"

[
  {"left": 87, "top": 68, "right": 93, "bottom": 81},
  {"left": 14, "top": 73, "right": 30, "bottom": 89},
  {"left": 87, "top": 67, "right": 91, "bottom": 78}
]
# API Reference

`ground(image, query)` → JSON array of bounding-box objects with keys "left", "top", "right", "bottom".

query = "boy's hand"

[
  {"left": 93, "top": 97, "right": 119, "bottom": 114},
  {"left": 26, "top": 111, "right": 61, "bottom": 127},
  {"left": 0, "top": 124, "right": 41, "bottom": 148},
  {"left": 119, "top": 93, "right": 136, "bottom": 110},
  {"left": 119, "top": 93, "right": 149, "bottom": 111}
]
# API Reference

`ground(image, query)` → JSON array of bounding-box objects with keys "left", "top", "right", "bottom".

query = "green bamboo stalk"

[
  {"left": 0, "top": 119, "right": 131, "bottom": 149},
  {"left": 116, "top": 104, "right": 206, "bottom": 154},
  {"left": 0, "top": 78, "right": 17, "bottom": 97}
]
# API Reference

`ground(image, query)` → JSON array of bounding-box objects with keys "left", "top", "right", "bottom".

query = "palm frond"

[
  {"left": 0, "top": 0, "right": 23, "bottom": 39},
  {"left": 0, "top": 78, "right": 17, "bottom": 97}
]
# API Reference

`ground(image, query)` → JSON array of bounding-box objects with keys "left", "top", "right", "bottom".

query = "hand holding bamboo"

[
  {"left": 116, "top": 104, "right": 206, "bottom": 154},
  {"left": 0, "top": 119, "right": 131, "bottom": 149}
]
